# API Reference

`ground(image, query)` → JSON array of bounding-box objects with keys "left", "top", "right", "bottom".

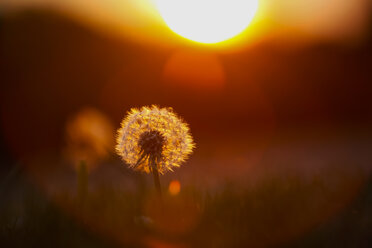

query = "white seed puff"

[{"left": 116, "top": 106, "right": 194, "bottom": 174}]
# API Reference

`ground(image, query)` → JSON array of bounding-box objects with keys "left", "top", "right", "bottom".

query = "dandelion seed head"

[
  {"left": 65, "top": 107, "right": 114, "bottom": 170},
  {"left": 116, "top": 105, "right": 194, "bottom": 174}
]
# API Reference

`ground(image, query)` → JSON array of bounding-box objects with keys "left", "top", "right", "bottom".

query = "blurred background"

[{"left": 1, "top": 0, "right": 372, "bottom": 247}]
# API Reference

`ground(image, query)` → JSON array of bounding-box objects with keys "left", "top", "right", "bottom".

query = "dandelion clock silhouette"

[{"left": 116, "top": 105, "right": 195, "bottom": 198}]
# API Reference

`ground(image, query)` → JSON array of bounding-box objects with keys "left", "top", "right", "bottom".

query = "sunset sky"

[{"left": 1, "top": 0, "right": 370, "bottom": 47}]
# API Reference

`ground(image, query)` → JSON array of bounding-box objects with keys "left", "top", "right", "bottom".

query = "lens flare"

[{"left": 163, "top": 50, "right": 225, "bottom": 90}]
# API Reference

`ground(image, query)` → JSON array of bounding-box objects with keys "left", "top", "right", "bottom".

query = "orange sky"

[{"left": 1, "top": 0, "right": 371, "bottom": 48}]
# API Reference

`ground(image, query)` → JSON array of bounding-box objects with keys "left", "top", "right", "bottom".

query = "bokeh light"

[{"left": 168, "top": 180, "right": 181, "bottom": 195}]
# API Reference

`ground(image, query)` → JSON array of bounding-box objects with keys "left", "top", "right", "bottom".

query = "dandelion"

[
  {"left": 64, "top": 107, "right": 114, "bottom": 202},
  {"left": 116, "top": 105, "right": 194, "bottom": 196},
  {"left": 64, "top": 107, "right": 114, "bottom": 170}
]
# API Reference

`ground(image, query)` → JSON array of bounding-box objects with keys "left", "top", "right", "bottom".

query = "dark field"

[{"left": 1, "top": 130, "right": 372, "bottom": 247}]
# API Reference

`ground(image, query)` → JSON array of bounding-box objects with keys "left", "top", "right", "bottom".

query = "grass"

[{"left": 1, "top": 162, "right": 371, "bottom": 248}]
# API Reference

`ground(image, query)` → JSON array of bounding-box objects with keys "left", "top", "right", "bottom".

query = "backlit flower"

[{"left": 116, "top": 106, "right": 194, "bottom": 174}]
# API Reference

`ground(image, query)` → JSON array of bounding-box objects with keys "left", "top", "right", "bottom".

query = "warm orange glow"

[
  {"left": 155, "top": 0, "right": 259, "bottom": 44},
  {"left": 144, "top": 195, "right": 200, "bottom": 235},
  {"left": 264, "top": 0, "right": 369, "bottom": 40},
  {"left": 64, "top": 108, "right": 114, "bottom": 170},
  {"left": 169, "top": 180, "right": 181, "bottom": 195},
  {"left": 2, "top": 0, "right": 369, "bottom": 47},
  {"left": 163, "top": 50, "right": 225, "bottom": 90},
  {"left": 144, "top": 237, "right": 188, "bottom": 248}
]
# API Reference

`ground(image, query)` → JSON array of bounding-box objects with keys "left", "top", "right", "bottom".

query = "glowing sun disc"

[{"left": 155, "top": 0, "right": 259, "bottom": 44}]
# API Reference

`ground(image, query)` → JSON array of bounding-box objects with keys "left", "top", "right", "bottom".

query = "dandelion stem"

[
  {"left": 78, "top": 160, "right": 88, "bottom": 203},
  {"left": 151, "top": 159, "right": 162, "bottom": 199}
]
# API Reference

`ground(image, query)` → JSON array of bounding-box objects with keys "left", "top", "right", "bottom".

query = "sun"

[{"left": 155, "top": 0, "right": 259, "bottom": 44}]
